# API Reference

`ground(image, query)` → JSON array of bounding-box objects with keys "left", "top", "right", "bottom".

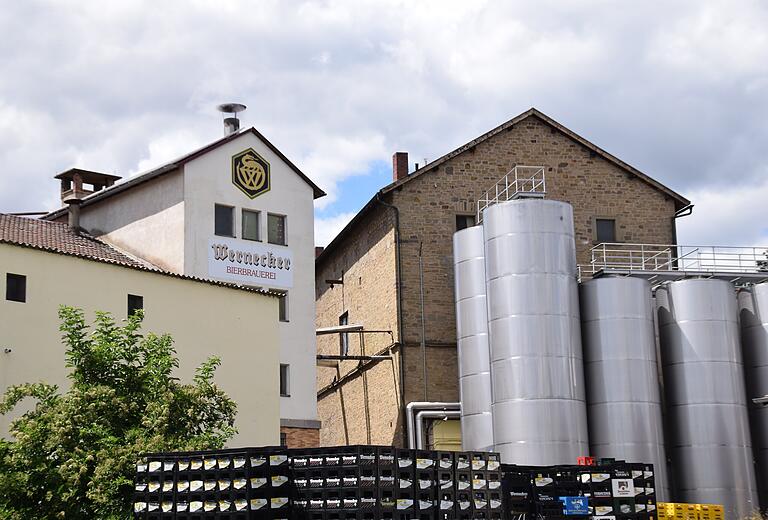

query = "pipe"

[
  {"left": 376, "top": 193, "right": 407, "bottom": 446},
  {"left": 415, "top": 410, "right": 461, "bottom": 450},
  {"left": 419, "top": 241, "right": 427, "bottom": 400},
  {"left": 405, "top": 401, "right": 461, "bottom": 449}
]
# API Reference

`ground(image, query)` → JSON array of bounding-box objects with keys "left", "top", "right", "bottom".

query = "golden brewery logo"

[{"left": 232, "top": 148, "right": 270, "bottom": 199}]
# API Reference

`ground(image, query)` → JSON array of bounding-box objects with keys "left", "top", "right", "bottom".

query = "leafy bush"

[{"left": 0, "top": 307, "right": 237, "bottom": 519}]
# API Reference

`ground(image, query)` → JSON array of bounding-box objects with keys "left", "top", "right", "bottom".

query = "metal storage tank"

[
  {"left": 657, "top": 279, "right": 758, "bottom": 517},
  {"left": 453, "top": 225, "right": 494, "bottom": 451},
  {"left": 580, "top": 276, "right": 670, "bottom": 500},
  {"left": 738, "top": 283, "right": 768, "bottom": 511},
  {"left": 483, "top": 199, "right": 588, "bottom": 464}
]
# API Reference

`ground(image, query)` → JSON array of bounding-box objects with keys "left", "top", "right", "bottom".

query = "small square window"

[
  {"left": 278, "top": 292, "right": 289, "bottom": 322},
  {"left": 268, "top": 214, "right": 286, "bottom": 246},
  {"left": 242, "top": 209, "right": 261, "bottom": 241},
  {"left": 128, "top": 294, "right": 143, "bottom": 316},
  {"left": 5, "top": 273, "right": 26, "bottom": 303},
  {"left": 595, "top": 218, "right": 617, "bottom": 243},
  {"left": 339, "top": 312, "right": 349, "bottom": 356},
  {"left": 456, "top": 214, "right": 476, "bottom": 231},
  {"left": 280, "top": 364, "right": 290, "bottom": 397},
  {"left": 215, "top": 204, "right": 235, "bottom": 237}
]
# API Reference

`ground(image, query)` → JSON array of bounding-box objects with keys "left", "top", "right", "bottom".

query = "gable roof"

[
  {"left": 0, "top": 214, "right": 277, "bottom": 296},
  {"left": 44, "top": 127, "right": 325, "bottom": 220},
  {"left": 317, "top": 108, "right": 690, "bottom": 265}
]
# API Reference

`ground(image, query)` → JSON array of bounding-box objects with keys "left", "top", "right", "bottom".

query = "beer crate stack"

[
  {"left": 657, "top": 502, "right": 725, "bottom": 520},
  {"left": 501, "top": 461, "right": 658, "bottom": 520},
  {"left": 133, "top": 447, "right": 292, "bottom": 519},
  {"left": 132, "top": 445, "right": 505, "bottom": 520}
]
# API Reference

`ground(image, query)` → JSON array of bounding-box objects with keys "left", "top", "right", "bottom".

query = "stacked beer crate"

[
  {"left": 501, "top": 461, "right": 658, "bottom": 520},
  {"left": 133, "top": 446, "right": 504, "bottom": 520},
  {"left": 133, "top": 447, "right": 292, "bottom": 519}
]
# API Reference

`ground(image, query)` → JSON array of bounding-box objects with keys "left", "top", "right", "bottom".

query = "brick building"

[{"left": 314, "top": 108, "right": 690, "bottom": 448}]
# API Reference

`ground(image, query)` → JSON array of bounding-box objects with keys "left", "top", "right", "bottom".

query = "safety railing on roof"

[
  {"left": 585, "top": 243, "right": 768, "bottom": 275},
  {"left": 477, "top": 166, "right": 546, "bottom": 222}
]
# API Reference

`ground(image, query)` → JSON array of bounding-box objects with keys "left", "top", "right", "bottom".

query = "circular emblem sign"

[{"left": 232, "top": 148, "right": 270, "bottom": 199}]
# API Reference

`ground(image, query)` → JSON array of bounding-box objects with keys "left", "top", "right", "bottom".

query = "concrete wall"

[
  {"left": 314, "top": 113, "right": 681, "bottom": 447},
  {"left": 78, "top": 170, "right": 185, "bottom": 273},
  {"left": 0, "top": 244, "right": 280, "bottom": 447},
  {"left": 182, "top": 132, "right": 318, "bottom": 425}
]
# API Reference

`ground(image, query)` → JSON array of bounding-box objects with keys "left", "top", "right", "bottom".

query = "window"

[
  {"left": 595, "top": 218, "right": 617, "bottom": 243},
  {"left": 268, "top": 213, "right": 286, "bottom": 245},
  {"left": 339, "top": 312, "right": 349, "bottom": 356},
  {"left": 215, "top": 204, "right": 235, "bottom": 237},
  {"left": 278, "top": 292, "right": 289, "bottom": 322},
  {"left": 280, "top": 364, "right": 290, "bottom": 397},
  {"left": 456, "top": 214, "right": 476, "bottom": 231},
  {"left": 5, "top": 273, "right": 26, "bottom": 303},
  {"left": 280, "top": 432, "right": 288, "bottom": 447},
  {"left": 128, "top": 294, "right": 144, "bottom": 316},
  {"left": 242, "top": 209, "right": 261, "bottom": 241}
]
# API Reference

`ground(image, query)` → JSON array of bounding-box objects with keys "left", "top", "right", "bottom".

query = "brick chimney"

[{"left": 392, "top": 152, "right": 409, "bottom": 182}]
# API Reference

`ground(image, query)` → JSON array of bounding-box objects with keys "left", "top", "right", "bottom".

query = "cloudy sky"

[{"left": 1, "top": 0, "right": 767, "bottom": 247}]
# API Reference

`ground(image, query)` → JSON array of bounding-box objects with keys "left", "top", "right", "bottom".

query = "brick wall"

[
  {"left": 314, "top": 113, "right": 683, "bottom": 447},
  {"left": 281, "top": 426, "right": 320, "bottom": 449},
  {"left": 315, "top": 206, "right": 403, "bottom": 446}
]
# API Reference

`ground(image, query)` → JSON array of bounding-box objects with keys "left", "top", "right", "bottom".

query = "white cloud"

[
  {"left": 315, "top": 211, "right": 356, "bottom": 247},
  {"left": 677, "top": 177, "right": 768, "bottom": 247},
  {"left": 0, "top": 0, "right": 767, "bottom": 249}
]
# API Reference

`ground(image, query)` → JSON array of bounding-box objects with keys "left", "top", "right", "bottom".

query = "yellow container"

[{"left": 657, "top": 502, "right": 725, "bottom": 520}]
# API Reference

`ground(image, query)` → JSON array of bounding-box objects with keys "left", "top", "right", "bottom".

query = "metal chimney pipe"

[
  {"left": 223, "top": 117, "right": 240, "bottom": 135},
  {"left": 217, "top": 103, "right": 247, "bottom": 136}
]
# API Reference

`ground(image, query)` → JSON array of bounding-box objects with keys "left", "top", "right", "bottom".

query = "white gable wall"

[{"left": 182, "top": 132, "right": 317, "bottom": 423}]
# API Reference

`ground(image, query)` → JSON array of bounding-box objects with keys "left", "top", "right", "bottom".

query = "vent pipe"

[{"left": 217, "top": 103, "right": 247, "bottom": 135}]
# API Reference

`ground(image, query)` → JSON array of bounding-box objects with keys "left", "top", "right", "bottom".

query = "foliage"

[{"left": 0, "top": 307, "right": 237, "bottom": 519}]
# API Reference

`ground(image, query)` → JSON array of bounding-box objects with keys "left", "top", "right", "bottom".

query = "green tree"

[{"left": 0, "top": 306, "right": 237, "bottom": 519}]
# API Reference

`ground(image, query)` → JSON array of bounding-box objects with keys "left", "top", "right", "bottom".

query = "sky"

[{"left": 0, "top": 0, "right": 767, "bottom": 248}]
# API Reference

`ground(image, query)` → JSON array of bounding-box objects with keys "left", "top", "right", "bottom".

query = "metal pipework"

[
  {"left": 405, "top": 402, "right": 460, "bottom": 449},
  {"left": 414, "top": 410, "right": 461, "bottom": 450}
]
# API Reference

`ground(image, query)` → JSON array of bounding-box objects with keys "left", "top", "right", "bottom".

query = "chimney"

[
  {"left": 217, "top": 103, "right": 247, "bottom": 135},
  {"left": 65, "top": 198, "right": 82, "bottom": 232},
  {"left": 54, "top": 168, "right": 121, "bottom": 204},
  {"left": 393, "top": 152, "right": 409, "bottom": 182},
  {"left": 315, "top": 246, "right": 325, "bottom": 258}
]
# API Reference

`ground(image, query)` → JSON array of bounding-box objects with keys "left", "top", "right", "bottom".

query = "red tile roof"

[{"left": 0, "top": 214, "right": 150, "bottom": 268}]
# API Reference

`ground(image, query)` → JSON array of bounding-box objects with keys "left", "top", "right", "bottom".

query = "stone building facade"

[{"left": 315, "top": 108, "right": 690, "bottom": 448}]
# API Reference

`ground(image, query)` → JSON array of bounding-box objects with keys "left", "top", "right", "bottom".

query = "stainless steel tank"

[
  {"left": 483, "top": 199, "right": 588, "bottom": 464},
  {"left": 657, "top": 279, "right": 758, "bottom": 517},
  {"left": 580, "top": 276, "right": 669, "bottom": 500},
  {"left": 738, "top": 283, "right": 768, "bottom": 511},
  {"left": 453, "top": 225, "right": 494, "bottom": 451}
]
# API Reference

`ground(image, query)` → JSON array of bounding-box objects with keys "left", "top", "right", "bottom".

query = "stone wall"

[{"left": 314, "top": 113, "right": 683, "bottom": 447}]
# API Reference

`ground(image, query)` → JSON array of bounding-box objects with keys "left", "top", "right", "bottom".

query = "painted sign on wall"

[{"left": 208, "top": 237, "right": 292, "bottom": 289}]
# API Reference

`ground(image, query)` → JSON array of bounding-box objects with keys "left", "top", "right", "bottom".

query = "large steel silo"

[
  {"left": 483, "top": 199, "right": 588, "bottom": 464},
  {"left": 580, "top": 276, "right": 670, "bottom": 500},
  {"left": 657, "top": 279, "right": 758, "bottom": 517},
  {"left": 452, "top": 225, "right": 494, "bottom": 451},
  {"left": 738, "top": 283, "right": 768, "bottom": 511}
]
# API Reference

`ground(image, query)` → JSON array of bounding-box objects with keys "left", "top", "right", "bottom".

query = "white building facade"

[{"left": 45, "top": 127, "right": 324, "bottom": 446}]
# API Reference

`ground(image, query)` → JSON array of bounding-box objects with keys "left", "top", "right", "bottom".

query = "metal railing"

[
  {"left": 586, "top": 243, "right": 768, "bottom": 274},
  {"left": 477, "top": 166, "right": 546, "bottom": 222}
]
